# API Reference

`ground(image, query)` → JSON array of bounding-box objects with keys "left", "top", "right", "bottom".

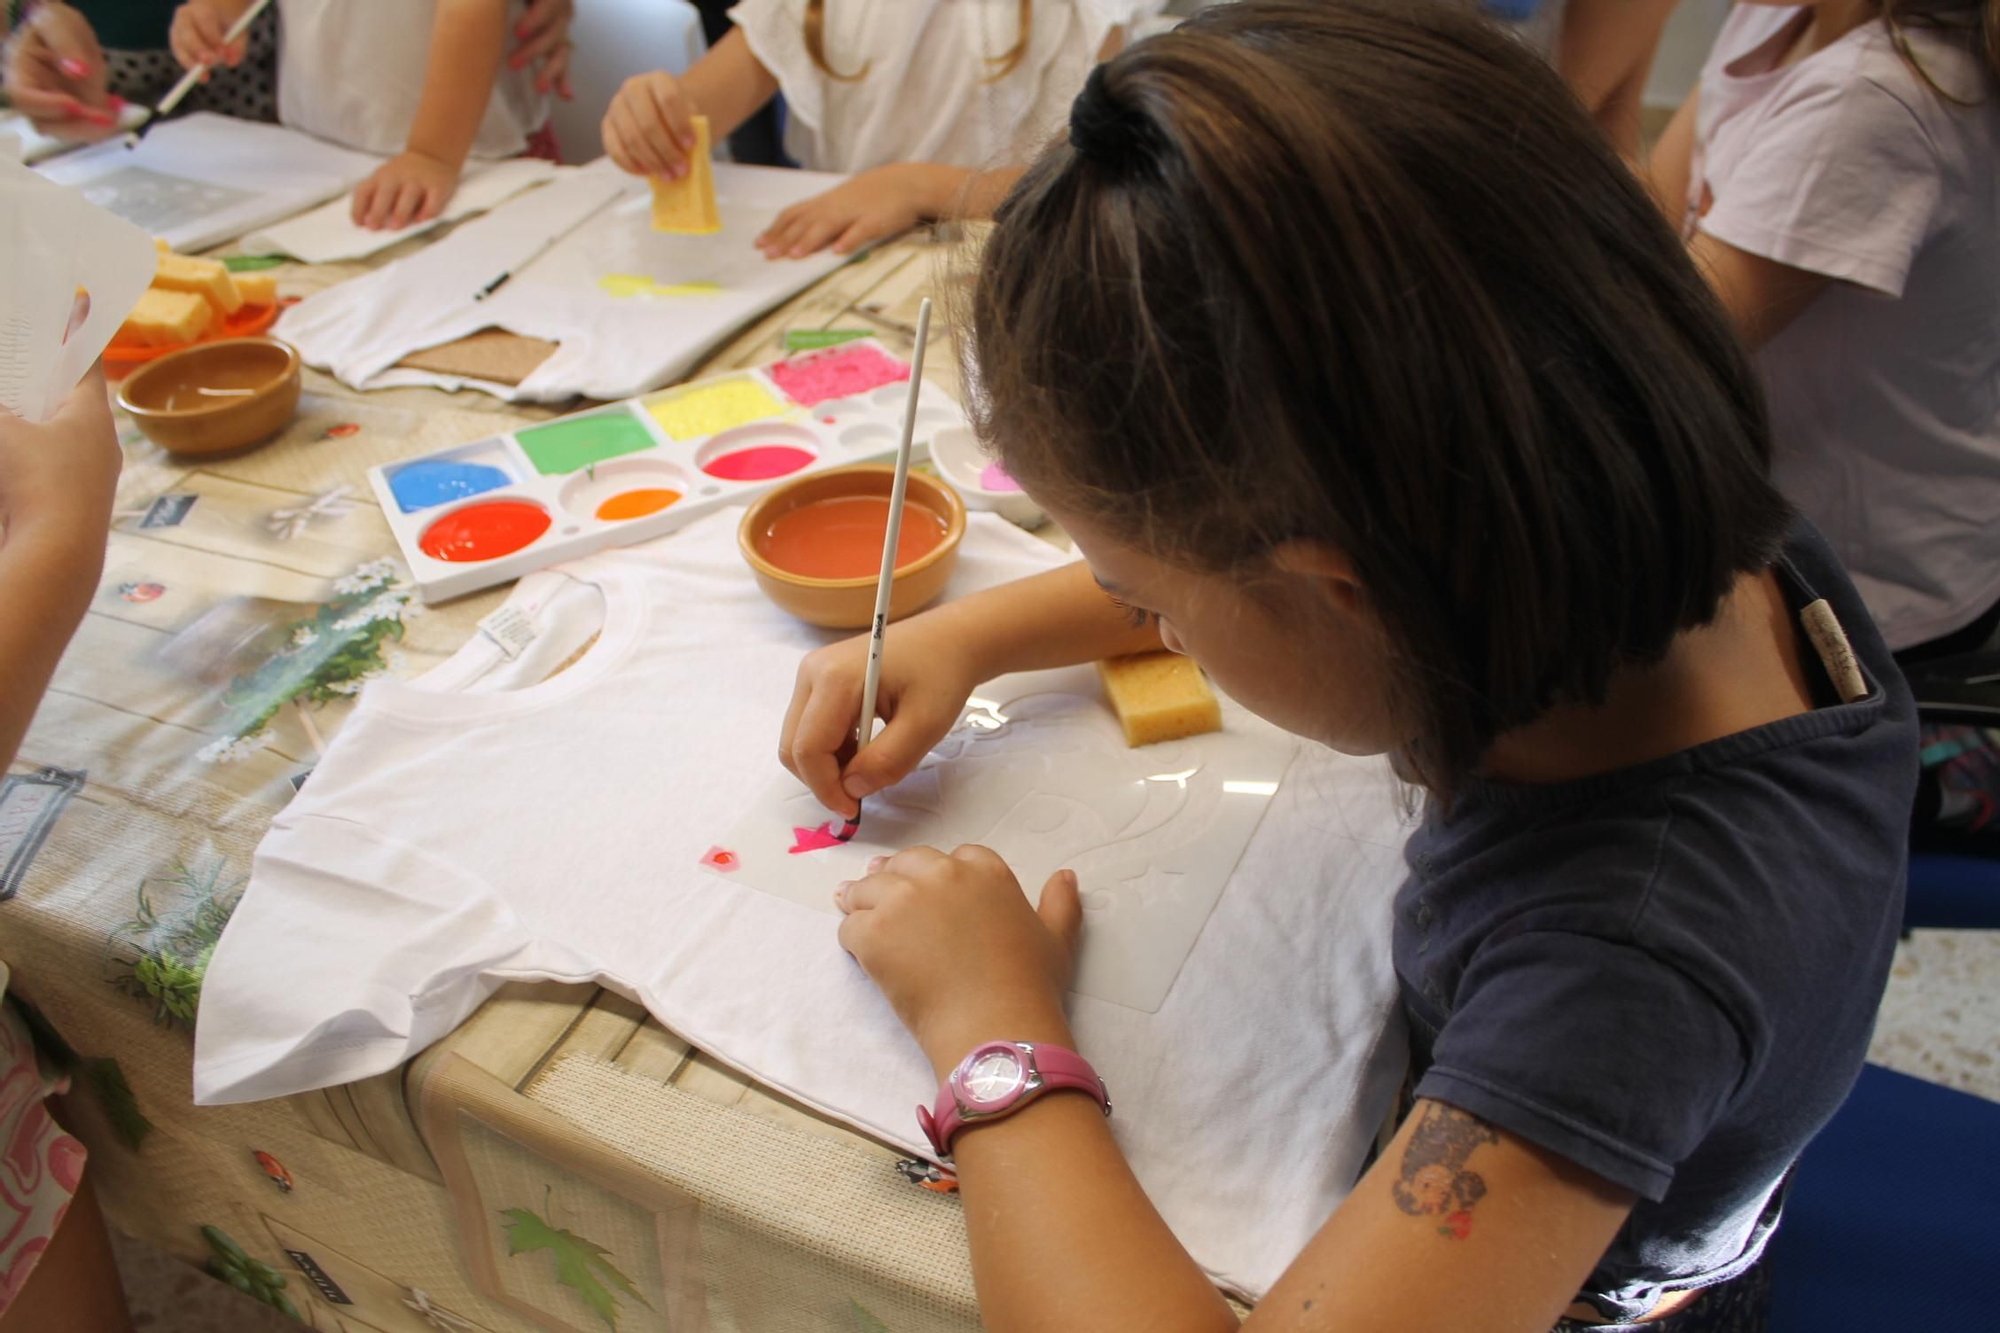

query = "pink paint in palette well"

[
  {"left": 703, "top": 445, "right": 815, "bottom": 482},
  {"left": 979, "top": 462, "right": 1023, "bottom": 493},
  {"left": 768, "top": 344, "right": 911, "bottom": 407}
]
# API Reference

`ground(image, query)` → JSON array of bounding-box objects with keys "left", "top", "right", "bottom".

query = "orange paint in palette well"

[
  {"left": 595, "top": 488, "right": 683, "bottom": 521},
  {"left": 758, "top": 495, "right": 949, "bottom": 581}
]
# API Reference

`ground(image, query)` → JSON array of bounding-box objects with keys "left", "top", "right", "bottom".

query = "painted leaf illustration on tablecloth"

[
  {"left": 499, "top": 1204, "right": 654, "bottom": 1332},
  {"left": 104, "top": 858, "right": 243, "bottom": 1029},
  {"left": 849, "top": 1299, "right": 892, "bottom": 1332}
]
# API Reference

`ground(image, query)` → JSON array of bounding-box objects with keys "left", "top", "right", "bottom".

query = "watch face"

[{"left": 961, "top": 1048, "right": 1026, "bottom": 1107}]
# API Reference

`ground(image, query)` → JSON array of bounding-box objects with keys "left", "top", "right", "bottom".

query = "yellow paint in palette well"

[
  {"left": 599, "top": 274, "right": 723, "bottom": 299},
  {"left": 646, "top": 378, "right": 788, "bottom": 440}
]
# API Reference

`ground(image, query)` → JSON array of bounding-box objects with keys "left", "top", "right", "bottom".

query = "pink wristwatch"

[{"left": 919, "top": 1041, "right": 1110, "bottom": 1158}]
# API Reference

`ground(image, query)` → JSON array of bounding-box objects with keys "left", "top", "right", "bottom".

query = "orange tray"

[{"left": 105, "top": 302, "right": 282, "bottom": 377}]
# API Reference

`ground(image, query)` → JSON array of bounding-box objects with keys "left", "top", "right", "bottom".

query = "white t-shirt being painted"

[
  {"left": 729, "top": 0, "right": 1158, "bottom": 173},
  {"left": 1689, "top": 9, "right": 2000, "bottom": 650},
  {"left": 277, "top": 0, "right": 550, "bottom": 160}
]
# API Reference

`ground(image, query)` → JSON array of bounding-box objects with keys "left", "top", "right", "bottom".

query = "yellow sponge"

[
  {"left": 153, "top": 252, "right": 243, "bottom": 315},
  {"left": 1097, "top": 651, "right": 1223, "bottom": 747},
  {"left": 117, "top": 288, "right": 213, "bottom": 347},
  {"left": 650, "top": 115, "right": 721, "bottom": 234},
  {"left": 232, "top": 271, "right": 278, "bottom": 307}
]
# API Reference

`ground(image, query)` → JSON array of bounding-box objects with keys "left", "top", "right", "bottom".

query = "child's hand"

[
  {"left": 0, "top": 365, "right": 121, "bottom": 553},
  {"left": 756, "top": 164, "right": 940, "bottom": 259},
  {"left": 780, "top": 623, "right": 985, "bottom": 819},
  {"left": 510, "top": 0, "right": 574, "bottom": 101},
  {"left": 602, "top": 71, "right": 701, "bottom": 179},
  {"left": 169, "top": 1, "right": 249, "bottom": 71},
  {"left": 2, "top": 1, "right": 120, "bottom": 139},
  {"left": 837, "top": 846, "right": 1081, "bottom": 1075},
  {"left": 351, "top": 151, "right": 459, "bottom": 231}
]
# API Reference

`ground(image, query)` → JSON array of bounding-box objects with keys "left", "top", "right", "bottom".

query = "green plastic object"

[{"left": 782, "top": 328, "right": 872, "bottom": 352}]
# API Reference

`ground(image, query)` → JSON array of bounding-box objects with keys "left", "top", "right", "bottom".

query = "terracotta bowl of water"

[
  {"left": 117, "top": 336, "right": 301, "bottom": 457},
  {"left": 740, "top": 464, "right": 967, "bottom": 629}
]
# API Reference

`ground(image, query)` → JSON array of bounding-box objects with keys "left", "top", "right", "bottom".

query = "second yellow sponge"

[{"left": 1097, "top": 651, "right": 1223, "bottom": 747}]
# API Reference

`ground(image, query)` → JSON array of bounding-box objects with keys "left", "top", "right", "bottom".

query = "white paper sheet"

[
  {"left": 36, "top": 113, "right": 379, "bottom": 252},
  {"left": 0, "top": 153, "right": 157, "bottom": 421},
  {"left": 0, "top": 104, "right": 151, "bottom": 166},
  {"left": 240, "top": 157, "right": 559, "bottom": 263},
  {"left": 277, "top": 160, "right": 859, "bottom": 403},
  {"left": 712, "top": 667, "right": 1298, "bottom": 1013}
]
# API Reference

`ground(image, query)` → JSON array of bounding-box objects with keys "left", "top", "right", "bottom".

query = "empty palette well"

[
  {"left": 517, "top": 410, "right": 659, "bottom": 476},
  {"left": 645, "top": 376, "right": 788, "bottom": 441}
]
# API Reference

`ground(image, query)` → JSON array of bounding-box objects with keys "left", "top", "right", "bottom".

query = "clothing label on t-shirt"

[{"left": 477, "top": 604, "right": 539, "bottom": 661}]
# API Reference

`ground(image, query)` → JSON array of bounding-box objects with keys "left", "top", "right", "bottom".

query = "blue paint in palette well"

[{"left": 391, "top": 460, "right": 513, "bottom": 513}]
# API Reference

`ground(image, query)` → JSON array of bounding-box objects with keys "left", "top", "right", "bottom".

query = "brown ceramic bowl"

[
  {"left": 739, "top": 464, "right": 967, "bottom": 629},
  {"left": 116, "top": 336, "right": 301, "bottom": 457}
]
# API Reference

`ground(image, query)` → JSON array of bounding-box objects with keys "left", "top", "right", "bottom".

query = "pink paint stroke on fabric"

[{"left": 789, "top": 823, "right": 844, "bottom": 855}]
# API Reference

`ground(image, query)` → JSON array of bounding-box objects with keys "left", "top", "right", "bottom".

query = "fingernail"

[
  {"left": 60, "top": 57, "right": 89, "bottom": 78},
  {"left": 842, "top": 775, "right": 878, "bottom": 800},
  {"left": 83, "top": 107, "right": 115, "bottom": 126},
  {"left": 866, "top": 855, "right": 888, "bottom": 874},
  {"left": 108, "top": 95, "right": 126, "bottom": 111}
]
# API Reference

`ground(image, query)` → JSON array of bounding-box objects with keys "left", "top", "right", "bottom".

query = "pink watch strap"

[{"left": 918, "top": 1042, "right": 1110, "bottom": 1159}]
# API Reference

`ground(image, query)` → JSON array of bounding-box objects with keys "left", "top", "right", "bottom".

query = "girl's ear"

[{"left": 1268, "top": 539, "right": 1366, "bottom": 618}]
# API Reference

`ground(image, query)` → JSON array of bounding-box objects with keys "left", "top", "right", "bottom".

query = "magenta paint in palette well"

[{"left": 703, "top": 446, "right": 814, "bottom": 481}]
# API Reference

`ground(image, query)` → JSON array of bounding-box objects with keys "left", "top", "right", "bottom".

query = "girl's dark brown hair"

[
  {"left": 970, "top": 0, "right": 1793, "bottom": 801},
  {"left": 804, "top": 0, "right": 1033, "bottom": 83}
]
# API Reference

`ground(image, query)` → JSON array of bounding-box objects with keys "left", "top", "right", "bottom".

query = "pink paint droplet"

[
  {"left": 789, "top": 822, "right": 844, "bottom": 854},
  {"left": 979, "top": 462, "right": 1022, "bottom": 493}
]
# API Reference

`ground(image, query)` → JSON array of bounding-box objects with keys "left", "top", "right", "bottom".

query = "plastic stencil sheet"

[{"left": 709, "top": 664, "right": 1298, "bottom": 1013}]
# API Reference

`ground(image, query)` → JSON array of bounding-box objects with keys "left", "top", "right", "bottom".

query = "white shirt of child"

[
  {"left": 276, "top": 0, "right": 551, "bottom": 160},
  {"left": 729, "top": 0, "right": 1157, "bottom": 173},
  {"left": 1689, "top": 9, "right": 2000, "bottom": 650}
]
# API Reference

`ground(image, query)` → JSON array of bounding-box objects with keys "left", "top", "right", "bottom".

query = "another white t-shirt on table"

[
  {"left": 1689, "top": 9, "right": 2000, "bottom": 650},
  {"left": 277, "top": 0, "right": 551, "bottom": 160},
  {"left": 729, "top": 0, "right": 1155, "bottom": 173}
]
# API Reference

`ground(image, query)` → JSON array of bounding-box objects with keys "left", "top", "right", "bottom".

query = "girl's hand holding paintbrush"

[{"left": 3, "top": 2, "right": 121, "bottom": 139}]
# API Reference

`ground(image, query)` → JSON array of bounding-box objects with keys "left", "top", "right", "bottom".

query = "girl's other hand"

[
  {"left": 755, "top": 164, "right": 938, "bottom": 259},
  {"left": 779, "top": 621, "right": 983, "bottom": 819},
  {"left": 3, "top": 2, "right": 118, "bottom": 139},
  {"left": 836, "top": 846, "right": 1081, "bottom": 1075},
  {"left": 351, "top": 150, "right": 458, "bottom": 230},
  {"left": 0, "top": 365, "right": 121, "bottom": 552},
  {"left": 510, "top": 0, "right": 574, "bottom": 100},
  {"left": 602, "top": 71, "right": 700, "bottom": 179},
  {"left": 169, "top": 1, "right": 247, "bottom": 71}
]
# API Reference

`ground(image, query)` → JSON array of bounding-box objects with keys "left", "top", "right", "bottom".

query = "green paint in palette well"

[{"left": 517, "top": 412, "right": 658, "bottom": 476}]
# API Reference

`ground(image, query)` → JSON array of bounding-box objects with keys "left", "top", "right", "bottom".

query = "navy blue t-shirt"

[{"left": 1394, "top": 521, "right": 1917, "bottom": 1321}]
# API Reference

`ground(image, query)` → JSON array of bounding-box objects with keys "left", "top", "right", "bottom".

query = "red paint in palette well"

[
  {"left": 757, "top": 494, "right": 948, "bottom": 580},
  {"left": 419, "top": 500, "right": 551, "bottom": 562},
  {"left": 703, "top": 444, "right": 815, "bottom": 482}
]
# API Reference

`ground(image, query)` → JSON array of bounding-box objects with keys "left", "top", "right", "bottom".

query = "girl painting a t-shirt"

[{"left": 777, "top": 3, "right": 1916, "bottom": 1328}]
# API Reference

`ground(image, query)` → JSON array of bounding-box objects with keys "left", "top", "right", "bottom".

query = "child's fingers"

[
  {"left": 635, "top": 77, "right": 695, "bottom": 172},
  {"left": 605, "top": 98, "right": 670, "bottom": 177},
  {"left": 387, "top": 180, "right": 426, "bottom": 230},
  {"left": 831, "top": 218, "right": 880, "bottom": 256},
  {"left": 1036, "top": 869, "right": 1083, "bottom": 954},
  {"left": 787, "top": 680, "right": 864, "bottom": 818},
  {"left": 786, "top": 214, "right": 849, "bottom": 259},
  {"left": 600, "top": 117, "right": 639, "bottom": 175}
]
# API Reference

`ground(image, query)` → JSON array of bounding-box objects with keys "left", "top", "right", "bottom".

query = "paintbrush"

[
  {"left": 840, "top": 296, "right": 934, "bottom": 842},
  {"left": 135, "top": 0, "right": 275, "bottom": 133}
]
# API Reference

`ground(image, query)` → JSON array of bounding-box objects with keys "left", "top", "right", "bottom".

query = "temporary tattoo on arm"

[{"left": 1390, "top": 1103, "right": 1500, "bottom": 1240}]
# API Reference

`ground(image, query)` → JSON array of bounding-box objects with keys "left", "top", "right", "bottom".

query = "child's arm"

[
  {"left": 1642, "top": 88, "right": 1697, "bottom": 222},
  {"left": 0, "top": 368, "right": 120, "bottom": 770},
  {"left": 350, "top": 0, "right": 508, "bottom": 230},
  {"left": 754, "top": 163, "right": 1025, "bottom": 260},
  {"left": 1551, "top": 0, "right": 1678, "bottom": 165},
  {"left": 833, "top": 845, "right": 1638, "bottom": 1332},
  {"left": 602, "top": 28, "right": 779, "bottom": 180},
  {"left": 780, "top": 561, "right": 1163, "bottom": 817}
]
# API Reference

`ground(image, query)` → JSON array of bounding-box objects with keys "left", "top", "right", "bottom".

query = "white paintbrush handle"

[
  {"left": 855, "top": 297, "right": 934, "bottom": 752},
  {"left": 155, "top": 0, "right": 273, "bottom": 120}
]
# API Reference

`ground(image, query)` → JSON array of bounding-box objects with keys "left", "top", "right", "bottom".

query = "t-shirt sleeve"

[
  {"left": 1699, "top": 71, "right": 1942, "bottom": 297},
  {"left": 728, "top": 0, "right": 826, "bottom": 134},
  {"left": 1413, "top": 931, "right": 1748, "bottom": 1202}
]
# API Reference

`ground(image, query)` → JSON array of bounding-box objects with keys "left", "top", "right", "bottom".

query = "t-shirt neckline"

[{"left": 362, "top": 562, "right": 649, "bottom": 724}]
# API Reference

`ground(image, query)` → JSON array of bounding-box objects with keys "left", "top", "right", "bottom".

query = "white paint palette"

[
  {"left": 366, "top": 339, "right": 969, "bottom": 602},
  {"left": 704, "top": 665, "right": 1298, "bottom": 1014}
]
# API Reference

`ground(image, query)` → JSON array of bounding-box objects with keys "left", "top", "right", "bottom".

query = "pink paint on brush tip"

[
  {"left": 789, "top": 823, "right": 845, "bottom": 854},
  {"left": 978, "top": 462, "right": 1022, "bottom": 493}
]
